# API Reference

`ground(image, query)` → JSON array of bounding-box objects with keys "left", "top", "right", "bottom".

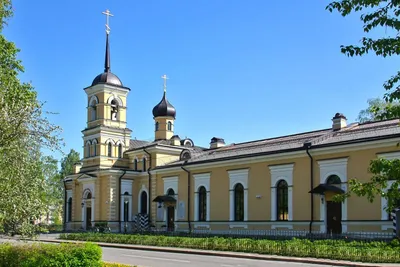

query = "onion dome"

[
  {"left": 91, "top": 34, "right": 123, "bottom": 87},
  {"left": 152, "top": 92, "right": 176, "bottom": 119}
]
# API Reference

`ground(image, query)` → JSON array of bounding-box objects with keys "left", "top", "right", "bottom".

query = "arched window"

[
  {"left": 118, "top": 144, "right": 122, "bottom": 158},
  {"left": 155, "top": 122, "right": 159, "bottom": 131},
  {"left": 87, "top": 192, "right": 92, "bottom": 199},
  {"left": 140, "top": 191, "right": 148, "bottom": 214},
  {"left": 326, "top": 175, "right": 341, "bottom": 185},
  {"left": 123, "top": 192, "right": 129, "bottom": 222},
  {"left": 234, "top": 183, "right": 244, "bottom": 221},
  {"left": 110, "top": 99, "right": 118, "bottom": 121},
  {"left": 142, "top": 158, "right": 147, "bottom": 171},
  {"left": 93, "top": 143, "right": 97, "bottom": 156},
  {"left": 198, "top": 186, "right": 207, "bottom": 221},
  {"left": 108, "top": 143, "right": 112, "bottom": 157},
  {"left": 90, "top": 104, "right": 97, "bottom": 121},
  {"left": 67, "top": 197, "right": 72, "bottom": 222},
  {"left": 167, "top": 121, "right": 172, "bottom": 131},
  {"left": 86, "top": 143, "right": 91, "bottom": 157},
  {"left": 134, "top": 159, "right": 138, "bottom": 171},
  {"left": 277, "top": 180, "right": 288, "bottom": 221},
  {"left": 167, "top": 188, "right": 175, "bottom": 196}
]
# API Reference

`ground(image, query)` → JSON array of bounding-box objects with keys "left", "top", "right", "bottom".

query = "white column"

[
  {"left": 91, "top": 199, "right": 95, "bottom": 227},
  {"left": 229, "top": 190, "right": 234, "bottom": 221},
  {"left": 341, "top": 183, "right": 347, "bottom": 232},
  {"left": 194, "top": 192, "right": 199, "bottom": 221},
  {"left": 244, "top": 189, "right": 248, "bottom": 221},
  {"left": 81, "top": 202, "right": 85, "bottom": 228},
  {"left": 271, "top": 188, "right": 276, "bottom": 221},
  {"left": 206, "top": 192, "right": 210, "bottom": 221},
  {"left": 128, "top": 196, "right": 132, "bottom": 221},
  {"left": 288, "top": 187, "right": 293, "bottom": 221},
  {"left": 120, "top": 196, "right": 124, "bottom": 221}
]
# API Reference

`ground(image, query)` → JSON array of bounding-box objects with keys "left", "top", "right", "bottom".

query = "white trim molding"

[
  {"left": 120, "top": 179, "right": 133, "bottom": 222},
  {"left": 228, "top": 169, "right": 249, "bottom": 222},
  {"left": 163, "top": 176, "right": 179, "bottom": 223},
  {"left": 379, "top": 152, "right": 400, "bottom": 224},
  {"left": 138, "top": 184, "right": 149, "bottom": 214},
  {"left": 317, "top": 157, "right": 348, "bottom": 232},
  {"left": 66, "top": 190, "right": 73, "bottom": 223},
  {"left": 269, "top": 163, "right": 294, "bottom": 224},
  {"left": 193, "top": 173, "right": 211, "bottom": 222}
]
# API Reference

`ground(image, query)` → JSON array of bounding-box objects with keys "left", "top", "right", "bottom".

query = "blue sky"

[{"left": 3, "top": 0, "right": 399, "bottom": 161}]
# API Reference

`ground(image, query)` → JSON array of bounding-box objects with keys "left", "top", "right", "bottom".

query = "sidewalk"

[{"left": 26, "top": 234, "right": 397, "bottom": 267}]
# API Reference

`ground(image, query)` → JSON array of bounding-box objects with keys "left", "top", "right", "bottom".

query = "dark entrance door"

[
  {"left": 167, "top": 206, "right": 174, "bottom": 231},
  {"left": 327, "top": 201, "right": 342, "bottom": 234},
  {"left": 86, "top": 207, "right": 92, "bottom": 229}
]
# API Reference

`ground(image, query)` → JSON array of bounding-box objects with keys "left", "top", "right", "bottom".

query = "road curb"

[{"left": 35, "top": 238, "right": 392, "bottom": 267}]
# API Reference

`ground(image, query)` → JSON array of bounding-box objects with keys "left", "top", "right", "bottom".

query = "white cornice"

[
  {"left": 377, "top": 151, "right": 400, "bottom": 160},
  {"left": 150, "top": 137, "right": 399, "bottom": 175},
  {"left": 268, "top": 163, "right": 294, "bottom": 173},
  {"left": 317, "top": 157, "right": 348, "bottom": 167},
  {"left": 84, "top": 84, "right": 130, "bottom": 96}
]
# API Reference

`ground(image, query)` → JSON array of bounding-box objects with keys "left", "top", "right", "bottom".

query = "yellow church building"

[{"left": 64, "top": 11, "right": 400, "bottom": 235}]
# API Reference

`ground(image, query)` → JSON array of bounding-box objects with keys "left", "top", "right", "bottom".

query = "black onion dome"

[
  {"left": 152, "top": 92, "right": 176, "bottom": 118},
  {"left": 92, "top": 72, "right": 123, "bottom": 86}
]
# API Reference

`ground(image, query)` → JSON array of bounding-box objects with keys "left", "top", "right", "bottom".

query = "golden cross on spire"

[
  {"left": 102, "top": 9, "right": 114, "bottom": 34},
  {"left": 161, "top": 74, "right": 169, "bottom": 93}
]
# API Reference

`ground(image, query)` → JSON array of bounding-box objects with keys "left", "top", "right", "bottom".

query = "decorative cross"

[
  {"left": 161, "top": 74, "right": 169, "bottom": 92},
  {"left": 102, "top": 9, "right": 114, "bottom": 34}
]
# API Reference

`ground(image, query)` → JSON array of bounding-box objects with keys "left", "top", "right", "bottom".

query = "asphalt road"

[{"left": 102, "top": 247, "right": 332, "bottom": 267}]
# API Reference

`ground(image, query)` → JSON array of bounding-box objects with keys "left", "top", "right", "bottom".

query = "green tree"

[
  {"left": 357, "top": 98, "right": 399, "bottom": 123},
  {"left": 60, "top": 149, "right": 81, "bottom": 178},
  {"left": 0, "top": 1, "right": 63, "bottom": 236},
  {"left": 327, "top": 1, "right": 400, "bottom": 212}
]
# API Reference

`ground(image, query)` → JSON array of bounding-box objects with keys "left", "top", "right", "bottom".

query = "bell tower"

[
  {"left": 81, "top": 9, "right": 131, "bottom": 170},
  {"left": 152, "top": 75, "right": 176, "bottom": 141}
]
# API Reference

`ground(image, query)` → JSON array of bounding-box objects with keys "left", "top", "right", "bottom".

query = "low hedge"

[
  {"left": 60, "top": 233, "right": 400, "bottom": 263},
  {"left": 0, "top": 242, "right": 102, "bottom": 267},
  {"left": 103, "top": 263, "right": 135, "bottom": 267}
]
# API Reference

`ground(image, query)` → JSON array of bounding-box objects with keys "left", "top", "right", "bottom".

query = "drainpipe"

[
  {"left": 63, "top": 179, "right": 67, "bottom": 232},
  {"left": 181, "top": 165, "right": 191, "bottom": 233},
  {"left": 118, "top": 170, "right": 127, "bottom": 231},
  {"left": 143, "top": 148, "right": 152, "bottom": 224},
  {"left": 305, "top": 142, "right": 314, "bottom": 233}
]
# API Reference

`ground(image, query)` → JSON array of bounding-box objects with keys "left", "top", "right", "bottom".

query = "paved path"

[{"left": 102, "top": 246, "right": 325, "bottom": 267}]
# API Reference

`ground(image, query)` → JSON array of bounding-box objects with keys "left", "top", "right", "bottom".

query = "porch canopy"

[
  {"left": 309, "top": 183, "right": 345, "bottom": 194},
  {"left": 152, "top": 195, "right": 177, "bottom": 203}
]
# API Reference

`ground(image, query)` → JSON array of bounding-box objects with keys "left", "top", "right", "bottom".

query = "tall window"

[
  {"left": 198, "top": 186, "right": 207, "bottom": 221},
  {"left": 234, "top": 183, "right": 244, "bottom": 221},
  {"left": 67, "top": 197, "right": 72, "bottom": 222},
  {"left": 277, "top": 180, "right": 288, "bottom": 221},
  {"left": 134, "top": 159, "right": 138, "bottom": 171},
  {"left": 140, "top": 191, "right": 148, "bottom": 214},
  {"left": 142, "top": 158, "right": 147, "bottom": 171},
  {"left": 155, "top": 122, "right": 159, "bottom": 131},
  {"left": 167, "top": 121, "right": 172, "bottom": 131},
  {"left": 118, "top": 144, "right": 122, "bottom": 158},
  {"left": 108, "top": 143, "right": 112, "bottom": 157},
  {"left": 86, "top": 143, "right": 91, "bottom": 157},
  {"left": 91, "top": 106, "right": 96, "bottom": 121}
]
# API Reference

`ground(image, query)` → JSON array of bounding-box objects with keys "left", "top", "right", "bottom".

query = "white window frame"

[
  {"left": 138, "top": 184, "right": 149, "bottom": 215},
  {"left": 317, "top": 158, "right": 348, "bottom": 233},
  {"left": 193, "top": 173, "right": 210, "bottom": 223},
  {"left": 163, "top": 176, "right": 178, "bottom": 225},
  {"left": 228, "top": 169, "right": 249, "bottom": 228},
  {"left": 269, "top": 163, "right": 294, "bottom": 229}
]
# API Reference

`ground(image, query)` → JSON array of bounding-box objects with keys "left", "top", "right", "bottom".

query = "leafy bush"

[
  {"left": 60, "top": 233, "right": 400, "bottom": 263},
  {"left": 103, "top": 263, "right": 135, "bottom": 267},
  {"left": 0, "top": 242, "right": 102, "bottom": 267}
]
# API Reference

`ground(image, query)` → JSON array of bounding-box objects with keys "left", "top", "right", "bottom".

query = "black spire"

[{"left": 104, "top": 33, "right": 110, "bottom": 73}]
